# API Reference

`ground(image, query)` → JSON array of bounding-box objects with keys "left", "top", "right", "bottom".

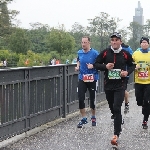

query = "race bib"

[
  {"left": 108, "top": 69, "right": 121, "bottom": 79},
  {"left": 138, "top": 71, "right": 148, "bottom": 79},
  {"left": 83, "top": 74, "right": 94, "bottom": 82}
]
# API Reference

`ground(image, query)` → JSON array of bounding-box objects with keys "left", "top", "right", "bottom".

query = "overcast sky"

[{"left": 8, "top": 0, "right": 149, "bottom": 30}]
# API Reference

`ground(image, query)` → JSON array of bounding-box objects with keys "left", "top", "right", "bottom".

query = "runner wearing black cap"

[{"left": 93, "top": 32, "right": 135, "bottom": 146}]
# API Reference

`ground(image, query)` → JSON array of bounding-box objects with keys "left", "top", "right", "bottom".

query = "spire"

[
  {"left": 133, "top": 1, "right": 144, "bottom": 25},
  {"left": 138, "top": 1, "right": 141, "bottom": 8}
]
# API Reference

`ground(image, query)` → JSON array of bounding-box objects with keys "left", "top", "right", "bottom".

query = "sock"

[
  {"left": 82, "top": 117, "right": 87, "bottom": 120},
  {"left": 125, "top": 102, "right": 129, "bottom": 106}
]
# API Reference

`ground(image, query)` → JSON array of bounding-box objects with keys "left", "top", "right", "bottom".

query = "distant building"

[{"left": 133, "top": 1, "right": 144, "bottom": 25}]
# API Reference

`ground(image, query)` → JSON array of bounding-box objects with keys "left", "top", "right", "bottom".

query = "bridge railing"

[{"left": 0, "top": 64, "right": 134, "bottom": 141}]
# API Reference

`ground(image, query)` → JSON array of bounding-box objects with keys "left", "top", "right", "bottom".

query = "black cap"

[
  {"left": 110, "top": 32, "right": 121, "bottom": 39},
  {"left": 140, "top": 37, "right": 149, "bottom": 44}
]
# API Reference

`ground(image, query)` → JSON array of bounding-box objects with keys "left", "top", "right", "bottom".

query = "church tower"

[{"left": 133, "top": 1, "right": 144, "bottom": 25}]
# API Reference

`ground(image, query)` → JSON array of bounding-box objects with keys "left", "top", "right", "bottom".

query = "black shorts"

[
  {"left": 78, "top": 80, "right": 97, "bottom": 101},
  {"left": 135, "top": 83, "right": 150, "bottom": 106}
]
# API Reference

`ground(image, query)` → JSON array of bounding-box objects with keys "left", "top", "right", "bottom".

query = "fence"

[{"left": 0, "top": 64, "right": 134, "bottom": 141}]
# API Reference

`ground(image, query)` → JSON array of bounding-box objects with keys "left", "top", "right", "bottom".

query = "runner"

[
  {"left": 108, "top": 43, "right": 133, "bottom": 114},
  {"left": 93, "top": 32, "right": 135, "bottom": 146},
  {"left": 75, "top": 36, "right": 99, "bottom": 128},
  {"left": 132, "top": 37, "right": 150, "bottom": 129},
  {"left": 121, "top": 43, "right": 133, "bottom": 113}
]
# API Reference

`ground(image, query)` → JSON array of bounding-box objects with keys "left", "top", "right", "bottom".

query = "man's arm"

[
  {"left": 126, "top": 52, "right": 136, "bottom": 75},
  {"left": 75, "top": 56, "right": 80, "bottom": 71},
  {"left": 93, "top": 50, "right": 107, "bottom": 71},
  {"left": 77, "top": 61, "right": 80, "bottom": 68}
]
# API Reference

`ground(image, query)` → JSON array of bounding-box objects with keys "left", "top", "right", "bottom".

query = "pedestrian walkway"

[{"left": 1, "top": 91, "right": 150, "bottom": 150}]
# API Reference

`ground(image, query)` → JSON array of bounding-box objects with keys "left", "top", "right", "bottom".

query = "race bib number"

[
  {"left": 138, "top": 71, "right": 148, "bottom": 79},
  {"left": 83, "top": 74, "right": 94, "bottom": 82},
  {"left": 108, "top": 69, "right": 121, "bottom": 79}
]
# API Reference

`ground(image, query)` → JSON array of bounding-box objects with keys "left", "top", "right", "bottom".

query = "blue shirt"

[
  {"left": 136, "top": 48, "right": 150, "bottom": 53},
  {"left": 122, "top": 46, "right": 133, "bottom": 78},
  {"left": 77, "top": 48, "right": 99, "bottom": 80},
  {"left": 122, "top": 46, "right": 133, "bottom": 55}
]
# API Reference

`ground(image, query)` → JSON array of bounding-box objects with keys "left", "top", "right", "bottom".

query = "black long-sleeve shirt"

[{"left": 93, "top": 48, "right": 135, "bottom": 90}]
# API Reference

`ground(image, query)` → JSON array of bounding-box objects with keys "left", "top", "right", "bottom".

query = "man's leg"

[
  {"left": 142, "top": 84, "right": 150, "bottom": 129},
  {"left": 124, "top": 90, "right": 129, "bottom": 113},
  {"left": 88, "top": 81, "right": 97, "bottom": 126},
  {"left": 77, "top": 80, "right": 88, "bottom": 128},
  {"left": 105, "top": 90, "right": 114, "bottom": 119},
  {"left": 135, "top": 83, "right": 144, "bottom": 106},
  {"left": 124, "top": 78, "right": 129, "bottom": 113},
  {"left": 113, "top": 89, "right": 124, "bottom": 137}
]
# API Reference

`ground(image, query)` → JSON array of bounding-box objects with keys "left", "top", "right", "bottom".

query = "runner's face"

[
  {"left": 140, "top": 40, "right": 149, "bottom": 50},
  {"left": 81, "top": 38, "right": 90, "bottom": 50},
  {"left": 110, "top": 37, "right": 122, "bottom": 50}
]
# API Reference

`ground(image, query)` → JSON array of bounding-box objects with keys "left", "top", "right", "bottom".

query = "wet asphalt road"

[{"left": 1, "top": 91, "right": 150, "bottom": 150}]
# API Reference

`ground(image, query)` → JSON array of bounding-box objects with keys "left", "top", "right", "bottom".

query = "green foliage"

[
  {"left": 1, "top": 0, "right": 13, "bottom": 3},
  {"left": 0, "top": 50, "right": 18, "bottom": 67},
  {"left": 17, "top": 50, "right": 60, "bottom": 67},
  {"left": 128, "top": 38, "right": 140, "bottom": 52},
  {"left": 27, "top": 22, "right": 50, "bottom": 53},
  {"left": 8, "top": 28, "right": 31, "bottom": 54},
  {"left": 9, "top": 51, "right": 19, "bottom": 67},
  {"left": 143, "top": 19, "right": 150, "bottom": 38},
  {"left": 46, "top": 27, "right": 75, "bottom": 57},
  {"left": 0, "top": 50, "right": 10, "bottom": 60},
  {"left": 1, "top": 3, "right": 150, "bottom": 66},
  {"left": 128, "top": 22, "right": 143, "bottom": 40},
  {"left": 0, "top": 2, "right": 11, "bottom": 37},
  {"left": 17, "top": 50, "right": 42, "bottom": 66},
  {"left": 127, "top": 22, "right": 143, "bottom": 51},
  {"left": 87, "top": 12, "right": 121, "bottom": 50},
  {"left": 70, "top": 22, "right": 88, "bottom": 51}
]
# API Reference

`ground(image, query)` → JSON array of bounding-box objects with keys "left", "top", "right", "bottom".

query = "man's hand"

[
  {"left": 87, "top": 63, "right": 93, "bottom": 69},
  {"left": 75, "top": 66, "right": 79, "bottom": 71},
  {"left": 120, "top": 70, "right": 128, "bottom": 77},
  {"left": 135, "top": 64, "right": 140, "bottom": 70},
  {"left": 106, "top": 63, "right": 114, "bottom": 70}
]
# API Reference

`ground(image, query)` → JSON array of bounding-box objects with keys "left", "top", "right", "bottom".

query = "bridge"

[{"left": 0, "top": 65, "right": 149, "bottom": 150}]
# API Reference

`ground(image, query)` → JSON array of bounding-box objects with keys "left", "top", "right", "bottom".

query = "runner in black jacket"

[{"left": 93, "top": 32, "right": 135, "bottom": 146}]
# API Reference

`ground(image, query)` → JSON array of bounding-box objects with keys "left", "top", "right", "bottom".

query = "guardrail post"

[
  {"left": 62, "top": 65, "right": 67, "bottom": 118},
  {"left": 24, "top": 69, "right": 29, "bottom": 130}
]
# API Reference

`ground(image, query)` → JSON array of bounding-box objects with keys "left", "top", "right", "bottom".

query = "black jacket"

[{"left": 93, "top": 48, "right": 135, "bottom": 90}]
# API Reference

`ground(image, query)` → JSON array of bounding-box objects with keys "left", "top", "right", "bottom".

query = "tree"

[
  {"left": 8, "top": 28, "right": 31, "bottom": 54},
  {"left": 70, "top": 22, "right": 87, "bottom": 51},
  {"left": 118, "top": 29, "right": 128, "bottom": 43},
  {"left": 143, "top": 19, "right": 150, "bottom": 38},
  {"left": 0, "top": 0, "right": 13, "bottom": 3},
  {"left": 27, "top": 22, "right": 50, "bottom": 53},
  {"left": 0, "top": 2, "right": 11, "bottom": 37},
  {"left": 87, "top": 12, "right": 121, "bottom": 50},
  {"left": 0, "top": 0, "right": 19, "bottom": 49},
  {"left": 127, "top": 22, "right": 143, "bottom": 51},
  {"left": 46, "top": 27, "right": 75, "bottom": 58}
]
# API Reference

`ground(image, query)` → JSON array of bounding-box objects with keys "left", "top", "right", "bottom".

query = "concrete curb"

[{"left": 0, "top": 89, "right": 135, "bottom": 149}]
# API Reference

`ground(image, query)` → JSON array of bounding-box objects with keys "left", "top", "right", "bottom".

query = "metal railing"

[{"left": 0, "top": 64, "right": 134, "bottom": 141}]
